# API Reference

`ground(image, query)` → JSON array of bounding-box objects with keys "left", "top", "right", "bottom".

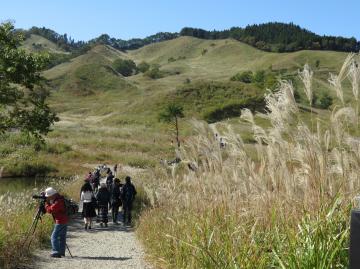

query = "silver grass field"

[{"left": 138, "top": 54, "right": 360, "bottom": 268}]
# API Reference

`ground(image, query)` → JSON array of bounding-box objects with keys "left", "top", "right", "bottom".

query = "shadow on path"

[{"left": 75, "top": 256, "right": 132, "bottom": 261}]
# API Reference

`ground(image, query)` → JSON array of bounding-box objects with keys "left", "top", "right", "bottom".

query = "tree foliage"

[
  {"left": 0, "top": 22, "right": 58, "bottom": 140},
  {"left": 180, "top": 22, "right": 359, "bottom": 53},
  {"left": 112, "top": 58, "right": 137, "bottom": 76},
  {"left": 159, "top": 104, "right": 184, "bottom": 147}
]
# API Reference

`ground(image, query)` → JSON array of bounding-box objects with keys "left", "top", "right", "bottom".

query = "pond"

[{"left": 0, "top": 177, "right": 48, "bottom": 195}]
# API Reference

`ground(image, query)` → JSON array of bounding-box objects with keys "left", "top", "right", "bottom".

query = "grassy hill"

[
  {"left": 1, "top": 35, "right": 350, "bottom": 178},
  {"left": 40, "top": 36, "right": 351, "bottom": 126},
  {"left": 21, "top": 34, "right": 69, "bottom": 54}
]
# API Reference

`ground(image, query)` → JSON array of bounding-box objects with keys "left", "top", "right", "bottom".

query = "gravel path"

[{"left": 32, "top": 214, "right": 152, "bottom": 269}]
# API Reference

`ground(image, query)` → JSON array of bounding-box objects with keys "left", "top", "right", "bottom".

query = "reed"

[{"left": 138, "top": 54, "right": 360, "bottom": 268}]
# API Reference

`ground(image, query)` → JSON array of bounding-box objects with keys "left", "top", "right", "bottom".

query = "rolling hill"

[{"left": 21, "top": 34, "right": 69, "bottom": 54}]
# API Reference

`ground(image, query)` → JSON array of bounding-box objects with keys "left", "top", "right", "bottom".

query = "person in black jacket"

[
  {"left": 95, "top": 183, "right": 111, "bottom": 227},
  {"left": 106, "top": 171, "right": 114, "bottom": 191},
  {"left": 110, "top": 178, "right": 122, "bottom": 224},
  {"left": 121, "top": 176, "right": 137, "bottom": 225}
]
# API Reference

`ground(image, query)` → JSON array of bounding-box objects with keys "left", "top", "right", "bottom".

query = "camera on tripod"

[{"left": 32, "top": 192, "right": 46, "bottom": 200}]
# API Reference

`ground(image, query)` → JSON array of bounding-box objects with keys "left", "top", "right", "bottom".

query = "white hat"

[{"left": 44, "top": 187, "right": 58, "bottom": 197}]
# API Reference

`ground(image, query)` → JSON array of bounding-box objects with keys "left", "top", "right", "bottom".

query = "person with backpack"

[
  {"left": 44, "top": 187, "right": 68, "bottom": 258},
  {"left": 96, "top": 183, "right": 111, "bottom": 227},
  {"left": 121, "top": 176, "right": 137, "bottom": 225},
  {"left": 110, "top": 178, "right": 122, "bottom": 224},
  {"left": 80, "top": 181, "right": 97, "bottom": 230}
]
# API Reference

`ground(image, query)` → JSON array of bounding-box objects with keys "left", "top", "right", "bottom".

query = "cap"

[{"left": 44, "top": 187, "right": 57, "bottom": 197}]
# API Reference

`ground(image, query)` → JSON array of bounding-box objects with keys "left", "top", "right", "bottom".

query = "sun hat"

[{"left": 44, "top": 187, "right": 58, "bottom": 197}]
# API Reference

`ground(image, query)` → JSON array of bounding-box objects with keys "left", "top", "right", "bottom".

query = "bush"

[
  {"left": 5, "top": 161, "right": 57, "bottom": 177},
  {"left": 168, "top": 57, "right": 176, "bottom": 63},
  {"left": 137, "top": 61, "right": 150, "bottom": 73},
  {"left": 230, "top": 71, "right": 253, "bottom": 83},
  {"left": 144, "top": 66, "right": 163, "bottom": 79},
  {"left": 317, "top": 92, "right": 333, "bottom": 109},
  {"left": 43, "top": 143, "right": 72, "bottom": 154},
  {"left": 112, "top": 58, "right": 137, "bottom": 76},
  {"left": 202, "top": 96, "right": 265, "bottom": 123}
]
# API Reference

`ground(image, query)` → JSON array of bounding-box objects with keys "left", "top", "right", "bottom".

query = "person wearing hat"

[
  {"left": 44, "top": 187, "right": 68, "bottom": 258},
  {"left": 96, "top": 183, "right": 111, "bottom": 227}
]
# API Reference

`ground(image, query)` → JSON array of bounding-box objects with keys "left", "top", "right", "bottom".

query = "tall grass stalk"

[{"left": 138, "top": 54, "right": 360, "bottom": 268}]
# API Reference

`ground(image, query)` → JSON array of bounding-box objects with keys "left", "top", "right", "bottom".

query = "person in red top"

[{"left": 44, "top": 187, "right": 68, "bottom": 258}]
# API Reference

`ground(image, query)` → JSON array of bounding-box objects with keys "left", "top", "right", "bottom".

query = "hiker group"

[
  {"left": 80, "top": 164, "right": 137, "bottom": 229},
  {"left": 42, "top": 163, "right": 137, "bottom": 258}
]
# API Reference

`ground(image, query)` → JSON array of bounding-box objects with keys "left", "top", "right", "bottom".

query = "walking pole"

[{"left": 66, "top": 243, "right": 73, "bottom": 258}]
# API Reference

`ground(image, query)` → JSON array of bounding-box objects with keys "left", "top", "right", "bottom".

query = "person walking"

[
  {"left": 114, "top": 163, "right": 118, "bottom": 177},
  {"left": 44, "top": 187, "right": 68, "bottom": 258},
  {"left": 121, "top": 176, "right": 137, "bottom": 225},
  {"left": 96, "top": 183, "right": 111, "bottom": 227},
  {"left": 110, "top": 178, "right": 122, "bottom": 224},
  {"left": 106, "top": 171, "right": 114, "bottom": 191},
  {"left": 80, "top": 181, "right": 97, "bottom": 230}
]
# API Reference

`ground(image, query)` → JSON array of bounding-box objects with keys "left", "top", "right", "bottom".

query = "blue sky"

[{"left": 1, "top": 0, "right": 359, "bottom": 41}]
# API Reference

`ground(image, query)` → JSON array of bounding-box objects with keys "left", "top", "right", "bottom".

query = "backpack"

[{"left": 63, "top": 197, "right": 79, "bottom": 216}]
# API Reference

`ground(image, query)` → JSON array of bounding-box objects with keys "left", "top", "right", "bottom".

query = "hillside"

[
  {"left": 21, "top": 34, "right": 68, "bottom": 54},
  {"left": 43, "top": 36, "right": 350, "bottom": 118}
]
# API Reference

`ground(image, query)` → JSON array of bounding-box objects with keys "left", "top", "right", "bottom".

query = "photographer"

[{"left": 44, "top": 187, "right": 69, "bottom": 258}]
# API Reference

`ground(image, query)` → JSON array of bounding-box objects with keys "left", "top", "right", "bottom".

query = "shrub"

[
  {"left": 112, "top": 58, "right": 137, "bottom": 76},
  {"left": 43, "top": 143, "right": 72, "bottom": 154},
  {"left": 202, "top": 96, "right": 265, "bottom": 123},
  {"left": 137, "top": 61, "right": 150, "bottom": 73},
  {"left": 168, "top": 57, "right": 176, "bottom": 63},
  {"left": 317, "top": 92, "right": 333, "bottom": 109},
  {"left": 144, "top": 66, "right": 163, "bottom": 79},
  {"left": 230, "top": 71, "right": 253, "bottom": 83}
]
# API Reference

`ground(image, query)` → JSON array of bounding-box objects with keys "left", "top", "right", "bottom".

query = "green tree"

[
  {"left": 112, "top": 58, "right": 137, "bottom": 76},
  {"left": 0, "top": 22, "right": 58, "bottom": 140},
  {"left": 159, "top": 104, "right": 184, "bottom": 147}
]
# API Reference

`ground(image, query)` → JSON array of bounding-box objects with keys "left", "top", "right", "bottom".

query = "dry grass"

[
  {"left": 138, "top": 54, "right": 360, "bottom": 268},
  {"left": 0, "top": 177, "right": 78, "bottom": 269}
]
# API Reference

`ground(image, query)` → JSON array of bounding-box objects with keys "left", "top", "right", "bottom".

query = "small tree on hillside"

[
  {"left": 0, "top": 22, "right": 58, "bottom": 141},
  {"left": 112, "top": 58, "right": 137, "bottom": 76},
  {"left": 159, "top": 104, "right": 184, "bottom": 148}
]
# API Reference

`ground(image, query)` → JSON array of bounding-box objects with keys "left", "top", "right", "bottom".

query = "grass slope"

[
  {"left": 21, "top": 34, "right": 68, "bottom": 54},
  {"left": 1, "top": 35, "right": 349, "bottom": 179}
]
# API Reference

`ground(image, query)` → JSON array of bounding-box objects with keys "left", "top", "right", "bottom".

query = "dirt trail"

[
  {"left": 31, "top": 176, "right": 151, "bottom": 269},
  {"left": 32, "top": 214, "right": 151, "bottom": 269}
]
